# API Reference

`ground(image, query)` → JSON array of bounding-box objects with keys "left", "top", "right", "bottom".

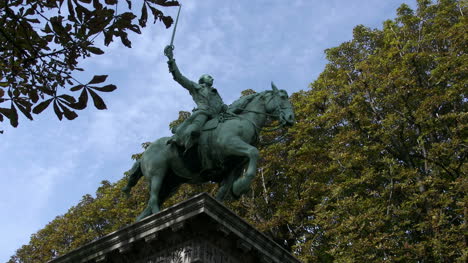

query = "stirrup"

[{"left": 190, "top": 130, "right": 201, "bottom": 137}]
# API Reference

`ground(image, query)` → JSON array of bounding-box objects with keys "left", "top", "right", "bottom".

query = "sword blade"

[{"left": 170, "top": 4, "right": 182, "bottom": 48}]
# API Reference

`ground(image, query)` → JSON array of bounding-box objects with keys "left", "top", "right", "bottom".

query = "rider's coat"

[{"left": 167, "top": 59, "right": 226, "bottom": 150}]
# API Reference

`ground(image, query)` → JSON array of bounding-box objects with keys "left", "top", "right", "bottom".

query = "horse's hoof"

[
  {"left": 122, "top": 186, "right": 131, "bottom": 198},
  {"left": 232, "top": 176, "right": 252, "bottom": 197},
  {"left": 136, "top": 211, "right": 151, "bottom": 221}
]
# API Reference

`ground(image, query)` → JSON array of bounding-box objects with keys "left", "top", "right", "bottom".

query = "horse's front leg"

[
  {"left": 224, "top": 138, "right": 259, "bottom": 197},
  {"left": 216, "top": 161, "right": 246, "bottom": 201}
]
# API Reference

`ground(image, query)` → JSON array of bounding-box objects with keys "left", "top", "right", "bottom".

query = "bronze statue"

[{"left": 122, "top": 5, "right": 295, "bottom": 221}]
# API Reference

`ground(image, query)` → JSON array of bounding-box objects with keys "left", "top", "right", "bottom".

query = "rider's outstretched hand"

[{"left": 164, "top": 45, "right": 174, "bottom": 60}]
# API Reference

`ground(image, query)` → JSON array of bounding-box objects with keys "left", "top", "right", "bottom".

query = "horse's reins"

[{"left": 233, "top": 93, "right": 287, "bottom": 132}]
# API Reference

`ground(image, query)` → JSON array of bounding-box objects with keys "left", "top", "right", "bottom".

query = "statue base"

[{"left": 48, "top": 193, "right": 301, "bottom": 263}]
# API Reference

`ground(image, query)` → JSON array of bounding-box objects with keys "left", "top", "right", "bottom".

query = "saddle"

[
  {"left": 174, "top": 114, "right": 236, "bottom": 182},
  {"left": 201, "top": 117, "right": 219, "bottom": 131}
]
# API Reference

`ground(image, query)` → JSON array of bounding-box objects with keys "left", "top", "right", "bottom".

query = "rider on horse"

[{"left": 164, "top": 45, "right": 229, "bottom": 151}]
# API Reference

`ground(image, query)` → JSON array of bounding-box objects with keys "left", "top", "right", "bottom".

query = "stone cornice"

[{"left": 49, "top": 193, "right": 301, "bottom": 263}]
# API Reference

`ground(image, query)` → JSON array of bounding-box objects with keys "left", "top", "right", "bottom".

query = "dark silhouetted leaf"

[
  {"left": 58, "top": 94, "right": 77, "bottom": 105},
  {"left": 25, "top": 7, "right": 35, "bottom": 15},
  {"left": 43, "top": 23, "right": 52, "bottom": 33},
  {"left": 153, "top": 0, "right": 180, "bottom": 7},
  {"left": 139, "top": 4, "right": 148, "bottom": 27},
  {"left": 88, "top": 75, "right": 108, "bottom": 84},
  {"left": 87, "top": 46, "right": 104, "bottom": 55},
  {"left": 93, "top": 0, "right": 103, "bottom": 10},
  {"left": 9, "top": 104, "right": 18, "bottom": 127},
  {"left": 0, "top": 89, "right": 4, "bottom": 97},
  {"left": 88, "top": 89, "right": 107, "bottom": 110},
  {"left": 13, "top": 89, "right": 20, "bottom": 97},
  {"left": 39, "top": 86, "right": 55, "bottom": 96},
  {"left": 53, "top": 100, "right": 63, "bottom": 120},
  {"left": 129, "top": 25, "right": 141, "bottom": 34},
  {"left": 149, "top": 5, "right": 162, "bottom": 23},
  {"left": 161, "top": 15, "right": 173, "bottom": 28},
  {"left": 27, "top": 18, "right": 40, "bottom": 23},
  {"left": 90, "top": 84, "right": 117, "bottom": 92},
  {"left": 0, "top": 107, "right": 11, "bottom": 118},
  {"left": 15, "top": 100, "right": 33, "bottom": 120},
  {"left": 120, "top": 34, "right": 132, "bottom": 48},
  {"left": 67, "top": 0, "right": 76, "bottom": 22},
  {"left": 70, "top": 85, "right": 84, "bottom": 91},
  {"left": 33, "top": 98, "right": 53, "bottom": 114},
  {"left": 104, "top": 30, "right": 113, "bottom": 46},
  {"left": 70, "top": 88, "right": 88, "bottom": 110},
  {"left": 44, "top": 34, "right": 54, "bottom": 42},
  {"left": 29, "top": 89, "right": 39, "bottom": 103},
  {"left": 61, "top": 104, "right": 78, "bottom": 120},
  {"left": 121, "top": 12, "right": 137, "bottom": 21}
]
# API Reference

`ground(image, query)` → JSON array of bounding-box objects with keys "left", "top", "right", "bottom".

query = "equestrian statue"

[{"left": 122, "top": 5, "right": 295, "bottom": 221}]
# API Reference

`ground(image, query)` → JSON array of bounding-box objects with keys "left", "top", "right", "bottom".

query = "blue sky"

[{"left": 0, "top": 0, "right": 417, "bottom": 261}]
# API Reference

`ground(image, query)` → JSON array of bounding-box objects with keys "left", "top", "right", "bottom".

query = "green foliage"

[
  {"left": 131, "top": 141, "right": 152, "bottom": 160},
  {"left": 8, "top": 1, "right": 467, "bottom": 262},
  {"left": 240, "top": 88, "right": 256, "bottom": 97},
  {"left": 229, "top": 0, "right": 466, "bottom": 261},
  {"left": 0, "top": 0, "right": 179, "bottom": 131},
  {"left": 168, "top": 110, "right": 190, "bottom": 132},
  {"left": 8, "top": 178, "right": 149, "bottom": 263}
]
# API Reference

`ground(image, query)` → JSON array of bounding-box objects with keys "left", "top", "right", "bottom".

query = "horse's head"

[{"left": 265, "top": 82, "right": 295, "bottom": 127}]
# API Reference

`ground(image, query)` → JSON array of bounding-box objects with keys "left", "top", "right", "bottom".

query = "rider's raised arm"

[
  {"left": 167, "top": 59, "right": 198, "bottom": 91},
  {"left": 164, "top": 45, "right": 198, "bottom": 92}
]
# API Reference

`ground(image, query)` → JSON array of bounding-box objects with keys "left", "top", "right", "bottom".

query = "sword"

[{"left": 169, "top": 4, "right": 182, "bottom": 50}]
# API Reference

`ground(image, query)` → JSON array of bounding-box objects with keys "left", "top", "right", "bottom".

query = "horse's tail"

[{"left": 122, "top": 160, "right": 143, "bottom": 198}]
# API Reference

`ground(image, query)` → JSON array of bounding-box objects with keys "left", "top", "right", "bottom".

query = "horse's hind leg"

[
  {"left": 149, "top": 175, "right": 164, "bottom": 212},
  {"left": 136, "top": 206, "right": 152, "bottom": 221},
  {"left": 122, "top": 161, "right": 142, "bottom": 197},
  {"left": 136, "top": 167, "right": 167, "bottom": 221}
]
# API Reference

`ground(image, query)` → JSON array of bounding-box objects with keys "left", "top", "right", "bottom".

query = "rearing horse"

[{"left": 123, "top": 83, "right": 295, "bottom": 221}]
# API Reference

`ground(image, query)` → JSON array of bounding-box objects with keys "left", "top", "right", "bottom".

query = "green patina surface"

[{"left": 122, "top": 45, "right": 295, "bottom": 221}]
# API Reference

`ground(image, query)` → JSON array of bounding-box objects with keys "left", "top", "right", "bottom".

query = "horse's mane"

[{"left": 228, "top": 91, "right": 270, "bottom": 114}]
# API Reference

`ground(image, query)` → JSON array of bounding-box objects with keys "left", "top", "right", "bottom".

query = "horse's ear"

[{"left": 271, "top": 82, "right": 279, "bottom": 93}]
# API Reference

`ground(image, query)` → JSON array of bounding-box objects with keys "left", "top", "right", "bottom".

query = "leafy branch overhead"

[{"left": 0, "top": 0, "right": 179, "bottom": 130}]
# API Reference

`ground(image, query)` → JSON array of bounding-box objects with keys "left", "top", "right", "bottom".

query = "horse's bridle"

[{"left": 236, "top": 91, "right": 289, "bottom": 132}]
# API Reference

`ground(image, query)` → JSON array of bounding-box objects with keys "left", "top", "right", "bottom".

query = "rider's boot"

[{"left": 183, "top": 124, "right": 201, "bottom": 152}]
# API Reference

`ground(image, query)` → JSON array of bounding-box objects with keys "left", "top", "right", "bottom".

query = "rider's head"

[{"left": 198, "top": 74, "right": 214, "bottom": 86}]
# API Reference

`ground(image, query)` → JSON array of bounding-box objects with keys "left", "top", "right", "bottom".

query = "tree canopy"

[
  {"left": 0, "top": 0, "right": 179, "bottom": 132},
  {"left": 8, "top": 0, "right": 467, "bottom": 262}
]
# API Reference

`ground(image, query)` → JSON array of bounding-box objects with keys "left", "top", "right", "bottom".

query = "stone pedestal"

[{"left": 48, "top": 193, "right": 301, "bottom": 263}]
